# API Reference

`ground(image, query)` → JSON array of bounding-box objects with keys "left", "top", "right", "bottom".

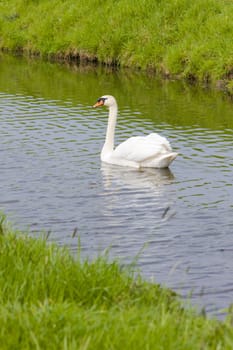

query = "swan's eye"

[{"left": 97, "top": 97, "right": 107, "bottom": 104}]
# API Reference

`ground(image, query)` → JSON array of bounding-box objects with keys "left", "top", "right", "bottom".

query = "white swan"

[{"left": 93, "top": 95, "right": 178, "bottom": 169}]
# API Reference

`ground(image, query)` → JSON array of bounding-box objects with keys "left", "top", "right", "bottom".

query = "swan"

[{"left": 93, "top": 95, "right": 178, "bottom": 169}]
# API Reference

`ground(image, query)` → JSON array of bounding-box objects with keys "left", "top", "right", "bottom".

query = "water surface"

[{"left": 0, "top": 54, "right": 233, "bottom": 317}]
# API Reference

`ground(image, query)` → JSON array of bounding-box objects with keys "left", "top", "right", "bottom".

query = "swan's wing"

[{"left": 113, "top": 133, "right": 172, "bottom": 163}]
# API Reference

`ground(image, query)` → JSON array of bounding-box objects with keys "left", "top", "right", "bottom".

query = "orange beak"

[{"left": 93, "top": 100, "right": 104, "bottom": 108}]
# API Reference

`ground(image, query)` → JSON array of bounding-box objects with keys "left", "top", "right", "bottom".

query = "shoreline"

[{"left": 1, "top": 47, "right": 230, "bottom": 95}]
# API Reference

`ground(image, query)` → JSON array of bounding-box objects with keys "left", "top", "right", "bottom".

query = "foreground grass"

[
  {"left": 0, "top": 218, "right": 233, "bottom": 349},
  {"left": 1, "top": 0, "right": 233, "bottom": 90}
]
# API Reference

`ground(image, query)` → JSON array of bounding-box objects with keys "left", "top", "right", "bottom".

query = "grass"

[
  {"left": 1, "top": 0, "right": 233, "bottom": 90},
  {"left": 0, "top": 215, "right": 233, "bottom": 349}
]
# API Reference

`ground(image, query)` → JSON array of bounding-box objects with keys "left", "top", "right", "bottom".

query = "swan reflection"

[
  {"left": 99, "top": 163, "right": 176, "bottom": 231},
  {"left": 101, "top": 163, "right": 175, "bottom": 191}
]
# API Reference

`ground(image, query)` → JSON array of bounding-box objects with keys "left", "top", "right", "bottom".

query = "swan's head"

[{"left": 93, "top": 95, "right": 117, "bottom": 108}]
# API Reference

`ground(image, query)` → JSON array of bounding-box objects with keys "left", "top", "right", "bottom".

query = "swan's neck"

[{"left": 101, "top": 103, "right": 117, "bottom": 157}]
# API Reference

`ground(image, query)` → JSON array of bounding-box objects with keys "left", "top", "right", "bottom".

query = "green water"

[{"left": 1, "top": 53, "right": 233, "bottom": 130}]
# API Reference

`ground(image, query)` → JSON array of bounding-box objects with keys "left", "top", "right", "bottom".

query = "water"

[{"left": 0, "top": 54, "right": 233, "bottom": 317}]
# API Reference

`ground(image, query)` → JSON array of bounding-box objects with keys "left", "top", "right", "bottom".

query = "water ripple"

[{"left": 1, "top": 82, "right": 233, "bottom": 318}]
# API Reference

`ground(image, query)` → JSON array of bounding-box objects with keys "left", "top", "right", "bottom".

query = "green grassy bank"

[
  {"left": 0, "top": 217, "right": 233, "bottom": 349},
  {"left": 1, "top": 0, "right": 233, "bottom": 90}
]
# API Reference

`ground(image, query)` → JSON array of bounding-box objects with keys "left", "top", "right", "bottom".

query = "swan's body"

[{"left": 93, "top": 95, "right": 178, "bottom": 169}]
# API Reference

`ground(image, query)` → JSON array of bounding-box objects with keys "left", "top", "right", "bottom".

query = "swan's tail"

[
  {"left": 141, "top": 152, "right": 178, "bottom": 168},
  {"left": 159, "top": 152, "right": 178, "bottom": 168}
]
